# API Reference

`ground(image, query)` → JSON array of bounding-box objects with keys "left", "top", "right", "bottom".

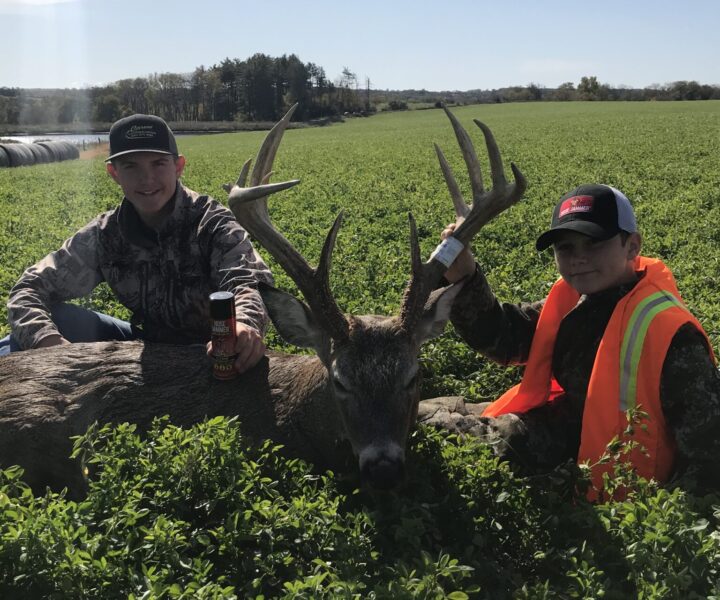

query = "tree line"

[
  {"left": 1, "top": 57, "right": 719, "bottom": 129},
  {"left": 377, "top": 77, "right": 720, "bottom": 107},
  {"left": 0, "top": 53, "right": 368, "bottom": 128}
]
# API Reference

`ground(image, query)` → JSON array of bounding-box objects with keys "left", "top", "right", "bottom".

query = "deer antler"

[
  {"left": 400, "top": 106, "right": 527, "bottom": 331},
  {"left": 224, "top": 104, "right": 350, "bottom": 342}
]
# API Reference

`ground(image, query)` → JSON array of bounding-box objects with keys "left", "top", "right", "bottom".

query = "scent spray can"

[{"left": 210, "top": 291, "right": 238, "bottom": 380}]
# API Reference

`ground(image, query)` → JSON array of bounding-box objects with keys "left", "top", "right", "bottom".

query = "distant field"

[{"left": 2, "top": 101, "right": 719, "bottom": 400}]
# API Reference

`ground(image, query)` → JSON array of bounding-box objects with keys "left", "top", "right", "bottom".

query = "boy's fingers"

[
  {"left": 234, "top": 338, "right": 266, "bottom": 373},
  {"left": 234, "top": 339, "right": 255, "bottom": 364},
  {"left": 444, "top": 248, "right": 476, "bottom": 283},
  {"left": 440, "top": 222, "right": 457, "bottom": 240},
  {"left": 207, "top": 323, "right": 265, "bottom": 373},
  {"left": 232, "top": 324, "right": 265, "bottom": 373}
]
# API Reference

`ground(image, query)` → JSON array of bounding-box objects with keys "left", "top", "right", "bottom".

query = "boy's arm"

[
  {"left": 661, "top": 324, "right": 720, "bottom": 494},
  {"left": 7, "top": 222, "right": 103, "bottom": 349},
  {"left": 661, "top": 323, "right": 720, "bottom": 494},
  {"left": 450, "top": 262, "right": 545, "bottom": 365},
  {"left": 204, "top": 203, "right": 274, "bottom": 336}
]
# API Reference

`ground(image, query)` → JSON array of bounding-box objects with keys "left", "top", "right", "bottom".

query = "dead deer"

[{"left": 0, "top": 105, "right": 526, "bottom": 497}]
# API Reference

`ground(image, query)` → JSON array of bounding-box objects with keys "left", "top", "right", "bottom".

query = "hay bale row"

[{"left": 0, "top": 141, "right": 80, "bottom": 168}]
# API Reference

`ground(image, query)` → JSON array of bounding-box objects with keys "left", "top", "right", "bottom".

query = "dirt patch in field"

[{"left": 80, "top": 143, "right": 109, "bottom": 160}]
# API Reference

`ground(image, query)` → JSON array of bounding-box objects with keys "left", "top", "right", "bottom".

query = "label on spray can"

[{"left": 209, "top": 291, "right": 238, "bottom": 380}]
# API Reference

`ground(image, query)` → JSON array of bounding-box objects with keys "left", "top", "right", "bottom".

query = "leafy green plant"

[{"left": 2, "top": 417, "right": 720, "bottom": 598}]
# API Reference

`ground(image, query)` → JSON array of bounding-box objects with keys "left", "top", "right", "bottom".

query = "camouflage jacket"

[
  {"left": 449, "top": 264, "right": 720, "bottom": 494},
  {"left": 8, "top": 183, "right": 273, "bottom": 348}
]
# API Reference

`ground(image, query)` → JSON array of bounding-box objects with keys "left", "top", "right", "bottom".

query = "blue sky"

[{"left": 1, "top": 0, "right": 718, "bottom": 91}]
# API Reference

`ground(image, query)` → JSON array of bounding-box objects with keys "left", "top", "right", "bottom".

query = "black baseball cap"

[
  {"left": 106, "top": 114, "right": 178, "bottom": 162},
  {"left": 535, "top": 184, "right": 638, "bottom": 251}
]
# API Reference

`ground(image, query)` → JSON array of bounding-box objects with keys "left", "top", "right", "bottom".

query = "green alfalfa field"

[{"left": 1, "top": 102, "right": 719, "bottom": 598}]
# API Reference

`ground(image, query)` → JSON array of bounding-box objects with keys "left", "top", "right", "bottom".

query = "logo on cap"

[
  {"left": 125, "top": 125, "right": 158, "bottom": 140},
  {"left": 559, "top": 195, "right": 594, "bottom": 218}
]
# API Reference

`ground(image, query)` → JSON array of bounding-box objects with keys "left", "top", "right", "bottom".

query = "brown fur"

[{"left": 0, "top": 341, "right": 348, "bottom": 496}]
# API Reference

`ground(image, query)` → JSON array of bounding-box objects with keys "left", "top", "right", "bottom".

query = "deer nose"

[{"left": 359, "top": 443, "right": 406, "bottom": 490}]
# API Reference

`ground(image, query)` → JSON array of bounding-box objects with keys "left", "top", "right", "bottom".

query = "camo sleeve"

[
  {"left": 450, "top": 263, "right": 545, "bottom": 365},
  {"left": 199, "top": 201, "right": 274, "bottom": 335},
  {"left": 661, "top": 323, "right": 720, "bottom": 494},
  {"left": 7, "top": 221, "right": 104, "bottom": 349}
]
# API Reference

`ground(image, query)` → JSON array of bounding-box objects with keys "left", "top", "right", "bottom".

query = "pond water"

[
  {"left": 2, "top": 133, "right": 109, "bottom": 145},
  {"left": 3, "top": 131, "right": 201, "bottom": 145}
]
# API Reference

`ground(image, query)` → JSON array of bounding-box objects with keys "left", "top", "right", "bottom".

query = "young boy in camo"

[
  {"left": 0, "top": 114, "right": 273, "bottom": 375},
  {"left": 437, "top": 184, "right": 719, "bottom": 495}
]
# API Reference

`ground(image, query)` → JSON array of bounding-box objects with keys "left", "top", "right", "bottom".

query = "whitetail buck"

[{"left": 0, "top": 106, "right": 526, "bottom": 497}]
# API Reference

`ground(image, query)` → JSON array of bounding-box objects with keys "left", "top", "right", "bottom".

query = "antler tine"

[
  {"left": 314, "top": 212, "right": 351, "bottom": 339},
  {"left": 399, "top": 213, "right": 432, "bottom": 331},
  {"left": 251, "top": 103, "right": 298, "bottom": 187},
  {"left": 317, "top": 211, "right": 344, "bottom": 277},
  {"left": 443, "top": 105, "right": 484, "bottom": 200},
  {"left": 433, "top": 143, "right": 470, "bottom": 219},
  {"left": 226, "top": 105, "right": 349, "bottom": 342},
  {"left": 222, "top": 159, "right": 252, "bottom": 194},
  {"left": 400, "top": 109, "right": 526, "bottom": 332},
  {"left": 473, "top": 119, "right": 504, "bottom": 190},
  {"left": 238, "top": 158, "right": 252, "bottom": 188},
  {"left": 407, "top": 213, "right": 422, "bottom": 276}
]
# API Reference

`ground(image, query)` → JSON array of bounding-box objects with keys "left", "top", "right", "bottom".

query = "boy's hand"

[
  {"left": 441, "top": 222, "right": 476, "bottom": 283},
  {"left": 206, "top": 323, "right": 266, "bottom": 374},
  {"left": 232, "top": 323, "right": 266, "bottom": 373}
]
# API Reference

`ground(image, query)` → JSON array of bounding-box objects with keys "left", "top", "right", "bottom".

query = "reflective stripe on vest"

[{"left": 619, "top": 290, "right": 683, "bottom": 412}]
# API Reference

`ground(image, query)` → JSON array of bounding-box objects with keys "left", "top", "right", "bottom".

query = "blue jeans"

[{"left": 0, "top": 303, "right": 138, "bottom": 356}]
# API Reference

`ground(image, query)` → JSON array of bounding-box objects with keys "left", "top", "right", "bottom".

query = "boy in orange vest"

[{"left": 441, "top": 184, "right": 719, "bottom": 494}]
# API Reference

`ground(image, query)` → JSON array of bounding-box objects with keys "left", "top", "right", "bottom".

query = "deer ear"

[
  {"left": 258, "top": 283, "right": 327, "bottom": 350},
  {"left": 415, "top": 282, "right": 464, "bottom": 344}
]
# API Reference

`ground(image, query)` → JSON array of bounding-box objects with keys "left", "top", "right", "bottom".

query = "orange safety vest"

[{"left": 482, "top": 257, "right": 715, "bottom": 491}]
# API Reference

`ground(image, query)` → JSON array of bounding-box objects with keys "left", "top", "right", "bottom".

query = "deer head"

[{"left": 224, "top": 104, "right": 526, "bottom": 489}]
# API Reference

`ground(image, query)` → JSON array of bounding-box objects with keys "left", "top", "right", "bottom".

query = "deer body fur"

[{"left": 0, "top": 341, "right": 347, "bottom": 496}]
